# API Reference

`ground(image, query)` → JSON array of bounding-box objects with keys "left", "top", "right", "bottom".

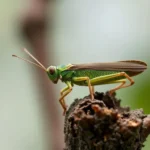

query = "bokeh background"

[{"left": 0, "top": 0, "right": 150, "bottom": 150}]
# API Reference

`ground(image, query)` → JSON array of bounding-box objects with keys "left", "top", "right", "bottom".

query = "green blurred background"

[{"left": 0, "top": 0, "right": 150, "bottom": 150}]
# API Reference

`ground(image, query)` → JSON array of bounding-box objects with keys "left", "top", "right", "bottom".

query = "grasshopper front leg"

[
  {"left": 59, "top": 81, "right": 72, "bottom": 115},
  {"left": 72, "top": 77, "right": 94, "bottom": 100}
]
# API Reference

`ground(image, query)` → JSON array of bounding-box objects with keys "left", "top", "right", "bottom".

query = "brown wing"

[{"left": 68, "top": 60, "right": 147, "bottom": 72}]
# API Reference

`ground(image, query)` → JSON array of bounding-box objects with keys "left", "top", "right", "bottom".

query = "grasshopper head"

[
  {"left": 12, "top": 48, "right": 59, "bottom": 84},
  {"left": 47, "top": 66, "right": 59, "bottom": 84}
]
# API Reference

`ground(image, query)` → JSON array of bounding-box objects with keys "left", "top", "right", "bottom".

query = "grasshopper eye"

[{"left": 49, "top": 67, "right": 55, "bottom": 75}]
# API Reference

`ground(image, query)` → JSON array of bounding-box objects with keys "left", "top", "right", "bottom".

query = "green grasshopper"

[{"left": 13, "top": 48, "right": 147, "bottom": 115}]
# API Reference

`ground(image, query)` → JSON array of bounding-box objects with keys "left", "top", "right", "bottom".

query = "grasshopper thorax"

[{"left": 47, "top": 66, "right": 59, "bottom": 84}]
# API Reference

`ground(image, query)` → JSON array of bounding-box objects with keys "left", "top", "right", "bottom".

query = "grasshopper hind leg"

[
  {"left": 109, "top": 72, "right": 134, "bottom": 95},
  {"left": 90, "top": 72, "right": 134, "bottom": 95},
  {"left": 109, "top": 80, "right": 126, "bottom": 95}
]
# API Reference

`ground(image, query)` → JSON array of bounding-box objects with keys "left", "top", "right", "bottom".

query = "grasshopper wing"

[{"left": 68, "top": 60, "right": 147, "bottom": 76}]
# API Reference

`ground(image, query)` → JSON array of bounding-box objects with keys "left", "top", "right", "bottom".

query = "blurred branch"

[{"left": 19, "top": 0, "right": 63, "bottom": 150}]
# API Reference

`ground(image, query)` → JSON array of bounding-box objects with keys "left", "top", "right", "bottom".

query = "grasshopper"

[{"left": 13, "top": 48, "right": 147, "bottom": 115}]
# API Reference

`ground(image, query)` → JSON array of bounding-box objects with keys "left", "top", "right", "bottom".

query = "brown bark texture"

[{"left": 64, "top": 92, "right": 150, "bottom": 150}]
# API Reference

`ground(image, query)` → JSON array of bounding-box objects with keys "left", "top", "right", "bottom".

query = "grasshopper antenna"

[
  {"left": 12, "top": 55, "right": 45, "bottom": 70},
  {"left": 12, "top": 49, "right": 47, "bottom": 71},
  {"left": 23, "top": 48, "right": 47, "bottom": 71},
  {"left": 12, "top": 55, "right": 46, "bottom": 71}
]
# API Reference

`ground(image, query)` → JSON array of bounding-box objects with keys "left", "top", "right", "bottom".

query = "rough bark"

[{"left": 64, "top": 92, "right": 150, "bottom": 150}]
